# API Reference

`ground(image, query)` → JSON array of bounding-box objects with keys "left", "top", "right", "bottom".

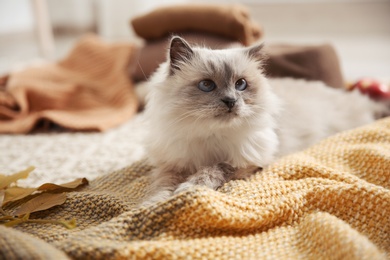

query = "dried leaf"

[
  {"left": 58, "top": 218, "right": 77, "bottom": 229},
  {"left": 3, "top": 217, "right": 25, "bottom": 227},
  {"left": 15, "top": 193, "right": 67, "bottom": 216},
  {"left": 2, "top": 177, "right": 88, "bottom": 207},
  {"left": 1, "top": 177, "right": 88, "bottom": 207},
  {"left": 0, "top": 190, "right": 4, "bottom": 206},
  {"left": 0, "top": 166, "right": 35, "bottom": 189},
  {"left": 0, "top": 190, "right": 5, "bottom": 215},
  {"left": 1, "top": 168, "right": 85, "bottom": 229},
  {"left": 38, "top": 178, "right": 88, "bottom": 192},
  {"left": 2, "top": 187, "right": 37, "bottom": 206},
  {"left": 0, "top": 215, "right": 14, "bottom": 222}
]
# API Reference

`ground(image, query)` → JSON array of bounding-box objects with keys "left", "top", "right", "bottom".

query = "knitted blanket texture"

[{"left": 1, "top": 117, "right": 389, "bottom": 259}]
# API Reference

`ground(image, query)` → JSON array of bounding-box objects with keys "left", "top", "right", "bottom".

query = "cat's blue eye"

[
  {"left": 198, "top": 80, "right": 216, "bottom": 92},
  {"left": 235, "top": 78, "right": 247, "bottom": 91}
]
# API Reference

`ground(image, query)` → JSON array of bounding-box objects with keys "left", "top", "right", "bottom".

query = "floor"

[{"left": 0, "top": 1, "right": 389, "bottom": 83}]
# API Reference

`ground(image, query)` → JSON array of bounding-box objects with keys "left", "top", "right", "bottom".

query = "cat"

[{"left": 140, "top": 36, "right": 388, "bottom": 206}]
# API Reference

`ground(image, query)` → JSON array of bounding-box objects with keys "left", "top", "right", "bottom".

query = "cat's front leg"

[
  {"left": 140, "top": 166, "right": 186, "bottom": 207},
  {"left": 174, "top": 163, "right": 236, "bottom": 194},
  {"left": 174, "top": 164, "right": 262, "bottom": 194}
]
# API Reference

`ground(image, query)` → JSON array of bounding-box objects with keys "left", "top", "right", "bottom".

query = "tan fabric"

[
  {"left": 131, "top": 4, "right": 262, "bottom": 46},
  {"left": 0, "top": 34, "right": 139, "bottom": 134},
  {"left": 264, "top": 43, "right": 345, "bottom": 88},
  {"left": 1, "top": 117, "right": 390, "bottom": 259},
  {"left": 0, "top": 226, "right": 70, "bottom": 260}
]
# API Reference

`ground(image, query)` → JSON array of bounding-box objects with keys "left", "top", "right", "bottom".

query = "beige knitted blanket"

[{"left": 1, "top": 117, "right": 389, "bottom": 259}]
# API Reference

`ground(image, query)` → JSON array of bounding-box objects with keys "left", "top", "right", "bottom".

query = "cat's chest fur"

[{"left": 147, "top": 119, "right": 278, "bottom": 173}]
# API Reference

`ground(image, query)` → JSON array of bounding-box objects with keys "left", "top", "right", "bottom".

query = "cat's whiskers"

[
  {"left": 164, "top": 110, "right": 198, "bottom": 130},
  {"left": 137, "top": 60, "right": 148, "bottom": 81},
  {"left": 249, "top": 104, "right": 267, "bottom": 112},
  {"left": 192, "top": 111, "right": 208, "bottom": 127},
  {"left": 164, "top": 106, "right": 212, "bottom": 131},
  {"left": 242, "top": 116, "right": 252, "bottom": 127}
]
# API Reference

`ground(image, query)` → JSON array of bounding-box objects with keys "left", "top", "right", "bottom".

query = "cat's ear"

[
  {"left": 169, "top": 36, "right": 193, "bottom": 74},
  {"left": 245, "top": 42, "right": 266, "bottom": 62}
]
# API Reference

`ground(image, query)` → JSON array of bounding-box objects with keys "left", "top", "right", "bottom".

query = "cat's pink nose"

[{"left": 221, "top": 98, "right": 236, "bottom": 109}]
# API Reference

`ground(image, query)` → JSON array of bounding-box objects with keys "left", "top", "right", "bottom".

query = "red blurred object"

[{"left": 350, "top": 78, "right": 390, "bottom": 100}]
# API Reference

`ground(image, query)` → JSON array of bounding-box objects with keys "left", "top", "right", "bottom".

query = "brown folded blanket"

[
  {"left": 0, "top": 35, "right": 139, "bottom": 134},
  {"left": 131, "top": 4, "right": 262, "bottom": 46},
  {"left": 264, "top": 43, "right": 345, "bottom": 89},
  {"left": 132, "top": 33, "right": 345, "bottom": 88}
]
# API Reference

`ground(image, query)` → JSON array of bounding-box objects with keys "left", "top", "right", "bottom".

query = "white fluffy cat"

[{"left": 141, "top": 36, "right": 388, "bottom": 206}]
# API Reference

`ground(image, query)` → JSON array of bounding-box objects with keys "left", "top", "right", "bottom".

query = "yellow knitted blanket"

[{"left": 1, "top": 118, "right": 389, "bottom": 259}]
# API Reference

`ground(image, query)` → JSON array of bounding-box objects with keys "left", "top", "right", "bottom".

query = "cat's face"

[{"left": 156, "top": 37, "right": 273, "bottom": 129}]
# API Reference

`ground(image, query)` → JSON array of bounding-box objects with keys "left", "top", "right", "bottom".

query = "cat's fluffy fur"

[{"left": 141, "top": 36, "right": 387, "bottom": 206}]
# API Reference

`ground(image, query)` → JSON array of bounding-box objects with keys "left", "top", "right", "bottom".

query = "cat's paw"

[
  {"left": 216, "top": 162, "right": 236, "bottom": 181},
  {"left": 174, "top": 181, "right": 196, "bottom": 195},
  {"left": 174, "top": 163, "right": 236, "bottom": 194}
]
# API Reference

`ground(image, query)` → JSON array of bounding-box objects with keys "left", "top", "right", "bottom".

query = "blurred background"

[{"left": 0, "top": 0, "right": 389, "bottom": 81}]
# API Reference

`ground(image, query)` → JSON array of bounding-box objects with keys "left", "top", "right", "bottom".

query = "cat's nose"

[{"left": 221, "top": 97, "right": 237, "bottom": 109}]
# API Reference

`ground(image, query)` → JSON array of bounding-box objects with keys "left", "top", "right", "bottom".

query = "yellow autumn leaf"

[
  {"left": 1, "top": 176, "right": 87, "bottom": 207},
  {"left": 2, "top": 187, "right": 38, "bottom": 206},
  {"left": 0, "top": 190, "right": 5, "bottom": 214},
  {"left": 37, "top": 178, "right": 88, "bottom": 191},
  {"left": 3, "top": 216, "right": 77, "bottom": 229},
  {"left": 0, "top": 166, "right": 35, "bottom": 189},
  {"left": 0, "top": 190, "right": 4, "bottom": 206},
  {"left": 14, "top": 193, "right": 67, "bottom": 216}
]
